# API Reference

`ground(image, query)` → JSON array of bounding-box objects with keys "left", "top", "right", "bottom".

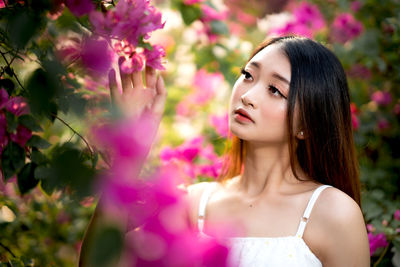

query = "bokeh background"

[{"left": 0, "top": 0, "right": 399, "bottom": 266}]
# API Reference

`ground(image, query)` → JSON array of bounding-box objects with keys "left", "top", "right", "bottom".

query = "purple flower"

[
  {"left": 209, "top": 113, "right": 229, "bottom": 138},
  {"left": 10, "top": 125, "right": 32, "bottom": 147},
  {"left": 81, "top": 38, "right": 113, "bottom": 74},
  {"left": 350, "top": 1, "right": 362, "bottom": 12},
  {"left": 332, "top": 13, "right": 363, "bottom": 43},
  {"left": 5, "top": 96, "right": 30, "bottom": 116},
  {"left": 368, "top": 232, "right": 388, "bottom": 255},
  {"left": 269, "top": 2, "right": 325, "bottom": 38},
  {"left": 371, "top": 91, "right": 392, "bottom": 106},
  {"left": 89, "top": 0, "right": 164, "bottom": 47},
  {"left": 395, "top": 210, "right": 400, "bottom": 221},
  {"left": 201, "top": 4, "right": 227, "bottom": 22},
  {"left": 0, "top": 112, "right": 8, "bottom": 155},
  {"left": 189, "top": 69, "right": 224, "bottom": 105},
  {"left": 120, "top": 53, "right": 145, "bottom": 74},
  {"left": 65, "top": 0, "right": 94, "bottom": 17},
  {"left": 0, "top": 88, "right": 9, "bottom": 107},
  {"left": 144, "top": 45, "right": 166, "bottom": 70}
]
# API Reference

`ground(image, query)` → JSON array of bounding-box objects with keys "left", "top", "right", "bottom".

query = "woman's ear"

[{"left": 296, "top": 130, "right": 306, "bottom": 140}]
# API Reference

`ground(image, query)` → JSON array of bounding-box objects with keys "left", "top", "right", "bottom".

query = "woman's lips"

[{"left": 234, "top": 108, "right": 254, "bottom": 123}]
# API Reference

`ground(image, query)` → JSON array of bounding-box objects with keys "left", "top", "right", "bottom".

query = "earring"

[{"left": 299, "top": 131, "right": 304, "bottom": 136}]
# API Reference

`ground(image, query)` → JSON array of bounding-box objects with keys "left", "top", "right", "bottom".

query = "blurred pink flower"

[
  {"left": 184, "top": 0, "right": 204, "bottom": 4},
  {"left": 269, "top": 2, "right": 325, "bottom": 38},
  {"left": 368, "top": 232, "right": 388, "bottom": 255},
  {"left": 120, "top": 52, "right": 145, "bottom": 73},
  {"left": 65, "top": 0, "right": 94, "bottom": 17},
  {"left": 89, "top": 0, "right": 164, "bottom": 47},
  {"left": 5, "top": 96, "right": 30, "bottom": 116},
  {"left": 209, "top": 113, "right": 229, "bottom": 137},
  {"left": 0, "top": 0, "right": 5, "bottom": 8},
  {"left": 190, "top": 69, "right": 224, "bottom": 105},
  {"left": 331, "top": 13, "right": 363, "bottom": 43},
  {"left": 0, "top": 112, "right": 8, "bottom": 155},
  {"left": 350, "top": 103, "right": 360, "bottom": 130},
  {"left": 350, "top": 1, "right": 362, "bottom": 12},
  {"left": 394, "top": 103, "right": 400, "bottom": 116},
  {"left": 377, "top": 118, "right": 390, "bottom": 131},
  {"left": 144, "top": 45, "right": 166, "bottom": 70},
  {"left": 10, "top": 125, "right": 32, "bottom": 147},
  {"left": 371, "top": 91, "right": 392, "bottom": 106},
  {"left": 347, "top": 64, "right": 371, "bottom": 80},
  {"left": 0, "top": 88, "right": 8, "bottom": 106},
  {"left": 81, "top": 38, "right": 113, "bottom": 74},
  {"left": 201, "top": 4, "right": 228, "bottom": 22}
]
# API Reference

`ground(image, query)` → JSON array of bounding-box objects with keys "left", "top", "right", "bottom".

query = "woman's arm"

[
  {"left": 78, "top": 63, "right": 167, "bottom": 266},
  {"left": 312, "top": 188, "right": 370, "bottom": 267}
]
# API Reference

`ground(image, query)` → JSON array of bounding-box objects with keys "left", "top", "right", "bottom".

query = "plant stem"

[
  {"left": 373, "top": 242, "right": 390, "bottom": 267},
  {"left": 51, "top": 113, "right": 94, "bottom": 158},
  {"left": 0, "top": 242, "right": 16, "bottom": 258}
]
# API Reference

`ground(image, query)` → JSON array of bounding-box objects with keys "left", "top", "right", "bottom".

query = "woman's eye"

[
  {"left": 268, "top": 85, "right": 287, "bottom": 99},
  {"left": 241, "top": 69, "right": 253, "bottom": 81}
]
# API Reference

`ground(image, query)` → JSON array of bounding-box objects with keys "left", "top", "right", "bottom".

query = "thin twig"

[
  {"left": 0, "top": 242, "right": 16, "bottom": 258},
  {"left": 0, "top": 48, "right": 26, "bottom": 92},
  {"left": 51, "top": 113, "right": 94, "bottom": 158},
  {"left": 373, "top": 242, "right": 390, "bottom": 267}
]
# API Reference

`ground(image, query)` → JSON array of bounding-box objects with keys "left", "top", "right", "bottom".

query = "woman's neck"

[{"left": 237, "top": 141, "right": 306, "bottom": 197}]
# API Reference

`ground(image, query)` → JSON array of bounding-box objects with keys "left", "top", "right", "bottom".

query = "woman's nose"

[{"left": 241, "top": 91, "right": 257, "bottom": 108}]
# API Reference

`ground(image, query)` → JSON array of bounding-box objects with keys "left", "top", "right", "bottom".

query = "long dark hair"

[{"left": 219, "top": 36, "right": 361, "bottom": 206}]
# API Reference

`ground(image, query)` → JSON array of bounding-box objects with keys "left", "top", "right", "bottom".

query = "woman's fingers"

[
  {"left": 118, "top": 57, "right": 132, "bottom": 93},
  {"left": 108, "top": 68, "right": 120, "bottom": 105},
  {"left": 131, "top": 70, "right": 143, "bottom": 89},
  {"left": 151, "top": 76, "right": 167, "bottom": 116},
  {"left": 145, "top": 66, "right": 157, "bottom": 89}
]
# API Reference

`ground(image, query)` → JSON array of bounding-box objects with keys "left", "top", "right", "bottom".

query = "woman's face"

[{"left": 229, "top": 44, "right": 292, "bottom": 145}]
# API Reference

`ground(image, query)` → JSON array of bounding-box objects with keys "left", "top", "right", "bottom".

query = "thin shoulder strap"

[
  {"left": 198, "top": 182, "right": 217, "bottom": 233},
  {"left": 296, "top": 185, "right": 332, "bottom": 238}
]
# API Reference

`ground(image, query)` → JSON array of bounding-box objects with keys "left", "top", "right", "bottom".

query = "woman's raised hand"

[{"left": 108, "top": 59, "right": 167, "bottom": 121}]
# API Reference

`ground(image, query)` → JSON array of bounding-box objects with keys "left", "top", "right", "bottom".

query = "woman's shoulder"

[{"left": 308, "top": 186, "right": 370, "bottom": 264}]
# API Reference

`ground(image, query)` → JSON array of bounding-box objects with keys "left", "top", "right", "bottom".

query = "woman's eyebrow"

[{"left": 272, "top": 72, "right": 290, "bottom": 85}]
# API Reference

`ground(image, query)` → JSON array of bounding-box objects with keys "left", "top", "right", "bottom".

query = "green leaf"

[
  {"left": 26, "top": 135, "right": 51, "bottom": 149},
  {"left": 1, "top": 142, "right": 25, "bottom": 180},
  {"left": 18, "top": 115, "right": 43, "bottom": 132},
  {"left": 210, "top": 20, "right": 229, "bottom": 35},
  {"left": 30, "top": 150, "right": 48, "bottom": 165},
  {"left": 178, "top": 3, "right": 202, "bottom": 25},
  {"left": 88, "top": 225, "right": 124, "bottom": 267},
  {"left": 5, "top": 112, "right": 18, "bottom": 133},
  {"left": 0, "top": 79, "right": 15, "bottom": 95},
  {"left": 7, "top": 10, "right": 44, "bottom": 49},
  {"left": 17, "top": 163, "right": 39, "bottom": 194}
]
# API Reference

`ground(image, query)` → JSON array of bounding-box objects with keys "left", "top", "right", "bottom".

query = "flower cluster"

[
  {"left": 331, "top": 13, "right": 363, "bottom": 43},
  {"left": 88, "top": 0, "right": 165, "bottom": 72},
  {"left": 176, "top": 69, "right": 224, "bottom": 116},
  {"left": 160, "top": 136, "right": 223, "bottom": 180},
  {"left": 209, "top": 112, "right": 229, "bottom": 138},
  {"left": 368, "top": 232, "right": 388, "bottom": 255},
  {"left": 269, "top": 2, "right": 325, "bottom": 38},
  {"left": 350, "top": 103, "right": 360, "bottom": 131},
  {"left": 92, "top": 115, "right": 229, "bottom": 266},
  {"left": 0, "top": 88, "right": 31, "bottom": 154}
]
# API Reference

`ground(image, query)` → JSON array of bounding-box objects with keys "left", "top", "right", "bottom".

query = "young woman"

[{"left": 80, "top": 36, "right": 370, "bottom": 266}]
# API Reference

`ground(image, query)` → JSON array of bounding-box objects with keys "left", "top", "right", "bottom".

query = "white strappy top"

[{"left": 198, "top": 183, "right": 332, "bottom": 267}]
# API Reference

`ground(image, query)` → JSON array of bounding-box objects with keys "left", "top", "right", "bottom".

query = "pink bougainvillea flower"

[
  {"left": 269, "top": 2, "right": 325, "bottom": 38},
  {"left": 368, "top": 232, "right": 388, "bottom": 255},
  {"left": 184, "top": 0, "right": 204, "bottom": 5},
  {"left": 65, "top": 0, "right": 94, "bottom": 17},
  {"left": 331, "top": 13, "right": 363, "bottom": 43},
  {"left": 201, "top": 4, "right": 228, "bottom": 22},
  {"left": 0, "top": 112, "right": 8, "bottom": 155},
  {"left": 10, "top": 125, "right": 32, "bottom": 147},
  {"left": 347, "top": 64, "right": 371, "bottom": 80},
  {"left": 209, "top": 113, "right": 229, "bottom": 137},
  {"left": 81, "top": 38, "right": 113, "bottom": 74},
  {"left": 350, "top": 103, "right": 360, "bottom": 130},
  {"left": 89, "top": 0, "right": 164, "bottom": 47},
  {"left": 351, "top": 1, "right": 362, "bottom": 12},
  {"left": 0, "top": 88, "right": 9, "bottom": 107},
  {"left": 377, "top": 118, "right": 390, "bottom": 131},
  {"left": 188, "top": 69, "right": 224, "bottom": 105},
  {"left": 144, "top": 45, "right": 166, "bottom": 70},
  {"left": 293, "top": 2, "right": 325, "bottom": 31},
  {"left": 394, "top": 210, "right": 400, "bottom": 221},
  {"left": 120, "top": 53, "right": 145, "bottom": 74},
  {"left": 5, "top": 96, "right": 30, "bottom": 116},
  {"left": 371, "top": 91, "right": 392, "bottom": 106}
]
